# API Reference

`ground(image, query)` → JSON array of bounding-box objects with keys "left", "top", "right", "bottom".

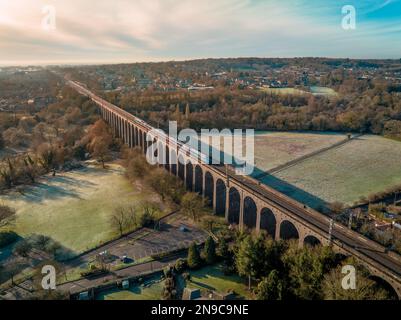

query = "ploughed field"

[{"left": 0, "top": 162, "right": 166, "bottom": 255}]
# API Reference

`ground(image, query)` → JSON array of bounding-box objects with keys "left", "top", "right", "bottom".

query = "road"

[{"left": 67, "top": 79, "right": 401, "bottom": 289}]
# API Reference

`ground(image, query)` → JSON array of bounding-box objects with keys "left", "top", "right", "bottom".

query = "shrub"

[
  {"left": 0, "top": 231, "right": 18, "bottom": 248},
  {"left": 360, "top": 223, "right": 375, "bottom": 239},
  {"left": 81, "top": 268, "right": 107, "bottom": 278},
  {"left": 137, "top": 204, "right": 157, "bottom": 228},
  {"left": 182, "top": 272, "right": 191, "bottom": 281},
  {"left": 162, "top": 277, "right": 176, "bottom": 300},
  {"left": 0, "top": 204, "right": 16, "bottom": 226},
  {"left": 174, "top": 258, "right": 187, "bottom": 273},
  {"left": 29, "top": 234, "right": 50, "bottom": 250},
  {"left": 187, "top": 242, "right": 202, "bottom": 269},
  {"left": 163, "top": 266, "right": 173, "bottom": 278},
  {"left": 255, "top": 270, "right": 283, "bottom": 300},
  {"left": 151, "top": 248, "right": 185, "bottom": 260},
  {"left": 126, "top": 153, "right": 150, "bottom": 179},
  {"left": 73, "top": 144, "right": 87, "bottom": 160},
  {"left": 368, "top": 203, "right": 386, "bottom": 219},
  {"left": 329, "top": 202, "right": 345, "bottom": 215},
  {"left": 202, "top": 236, "right": 216, "bottom": 265},
  {"left": 89, "top": 263, "right": 97, "bottom": 271},
  {"left": 393, "top": 236, "right": 401, "bottom": 255},
  {"left": 14, "top": 240, "right": 32, "bottom": 257},
  {"left": 0, "top": 134, "right": 4, "bottom": 150},
  {"left": 217, "top": 238, "right": 229, "bottom": 259}
]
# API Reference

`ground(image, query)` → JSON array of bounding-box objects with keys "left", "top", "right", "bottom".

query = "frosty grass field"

[
  {"left": 209, "top": 131, "right": 401, "bottom": 208},
  {"left": 2, "top": 133, "right": 400, "bottom": 252},
  {"left": 252, "top": 131, "right": 346, "bottom": 171},
  {"left": 0, "top": 162, "right": 167, "bottom": 255},
  {"left": 273, "top": 135, "right": 401, "bottom": 206},
  {"left": 259, "top": 86, "right": 337, "bottom": 97}
]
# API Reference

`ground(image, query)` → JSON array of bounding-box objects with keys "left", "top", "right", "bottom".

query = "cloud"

[
  {"left": 0, "top": 0, "right": 400, "bottom": 65},
  {"left": 363, "top": 0, "right": 397, "bottom": 13}
]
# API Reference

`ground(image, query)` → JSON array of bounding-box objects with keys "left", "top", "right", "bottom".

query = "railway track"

[{"left": 67, "top": 79, "right": 401, "bottom": 288}]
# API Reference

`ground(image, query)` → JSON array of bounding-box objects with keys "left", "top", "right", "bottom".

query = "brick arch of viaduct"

[
  {"left": 165, "top": 158, "right": 327, "bottom": 246},
  {"left": 98, "top": 105, "right": 401, "bottom": 299}
]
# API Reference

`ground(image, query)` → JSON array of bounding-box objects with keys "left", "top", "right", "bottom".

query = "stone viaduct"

[{"left": 68, "top": 79, "right": 401, "bottom": 299}]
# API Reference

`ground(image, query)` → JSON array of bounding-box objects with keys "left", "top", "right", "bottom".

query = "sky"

[{"left": 0, "top": 0, "right": 400, "bottom": 66}]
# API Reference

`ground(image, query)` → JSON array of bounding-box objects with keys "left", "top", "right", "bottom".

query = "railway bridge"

[{"left": 68, "top": 79, "right": 401, "bottom": 299}]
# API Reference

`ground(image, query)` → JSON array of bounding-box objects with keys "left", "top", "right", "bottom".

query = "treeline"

[
  {"left": 245, "top": 236, "right": 389, "bottom": 300},
  {"left": 109, "top": 201, "right": 160, "bottom": 237},
  {"left": 163, "top": 232, "right": 393, "bottom": 300},
  {"left": 122, "top": 147, "right": 186, "bottom": 205},
  {"left": 64, "top": 58, "right": 401, "bottom": 138},
  {"left": 233, "top": 234, "right": 393, "bottom": 300},
  {"left": 0, "top": 69, "right": 59, "bottom": 113},
  {"left": 121, "top": 146, "right": 209, "bottom": 218},
  {"left": 362, "top": 183, "right": 401, "bottom": 205},
  {"left": 142, "top": 81, "right": 401, "bottom": 137},
  {"left": 1, "top": 85, "right": 99, "bottom": 150},
  {"left": 107, "top": 77, "right": 401, "bottom": 138},
  {"left": 0, "top": 117, "right": 118, "bottom": 191},
  {"left": 0, "top": 85, "right": 113, "bottom": 190}
]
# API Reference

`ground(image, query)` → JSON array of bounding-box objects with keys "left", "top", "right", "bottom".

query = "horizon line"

[{"left": 1, "top": 55, "right": 401, "bottom": 68}]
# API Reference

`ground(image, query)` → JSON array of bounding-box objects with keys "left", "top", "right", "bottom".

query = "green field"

[
  {"left": 273, "top": 135, "right": 401, "bottom": 205},
  {"left": 97, "top": 264, "right": 250, "bottom": 300},
  {"left": 0, "top": 162, "right": 166, "bottom": 255},
  {"left": 259, "top": 86, "right": 337, "bottom": 97},
  {"left": 97, "top": 277, "right": 164, "bottom": 300},
  {"left": 259, "top": 87, "right": 308, "bottom": 95},
  {"left": 186, "top": 264, "right": 250, "bottom": 299},
  {"left": 310, "top": 86, "right": 337, "bottom": 96}
]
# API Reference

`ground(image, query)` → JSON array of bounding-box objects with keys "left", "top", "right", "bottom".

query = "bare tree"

[
  {"left": 180, "top": 192, "right": 206, "bottom": 222},
  {"left": 90, "top": 136, "right": 111, "bottom": 169},
  {"left": 86, "top": 120, "right": 113, "bottom": 168},
  {"left": 110, "top": 206, "right": 128, "bottom": 237},
  {"left": 126, "top": 205, "right": 138, "bottom": 229},
  {"left": 201, "top": 215, "right": 221, "bottom": 233},
  {"left": 329, "top": 202, "right": 345, "bottom": 216},
  {"left": 0, "top": 158, "right": 15, "bottom": 188},
  {"left": 23, "top": 155, "right": 38, "bottom": 183},
  {"left": 37, "top": 143, "right": 55, "bottom": 172},
  {"left": 138, "top": 202, "right": 158, "bottom": 227}
]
